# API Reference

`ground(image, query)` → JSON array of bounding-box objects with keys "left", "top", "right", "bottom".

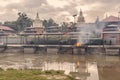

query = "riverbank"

[{"left": 0, "top": 69, "right": 74, "bottom": 80}]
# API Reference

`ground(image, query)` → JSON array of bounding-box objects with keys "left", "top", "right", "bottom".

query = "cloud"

[
  {"left": 23, "top": 0, "right": 47, "bottom": 8},
  {"left": 76, "top": 0, "right": 120, "bottom": 22},
  {"left": 0, "top": 0, "right": 120, "bottom": 23}
]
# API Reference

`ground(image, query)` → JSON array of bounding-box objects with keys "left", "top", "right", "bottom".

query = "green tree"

[
  {"left": 16, "top": 12, "right": 33, "bottom": 32},
  {"left": 61, "top": 22, "right": 69, "bottom": 32},
  {"left": 3, "top": 21, "right": 17, "bottom": 32},
  {"left": 43, "top": 18, "right": 58, "bottom": 28},
  {"left": 43, "top": 19, "right": 48, "bottom": 27}
]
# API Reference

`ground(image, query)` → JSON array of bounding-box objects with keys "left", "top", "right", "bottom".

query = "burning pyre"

[{"left": 75, "top": 42, "right": 82, "bottom": 47}]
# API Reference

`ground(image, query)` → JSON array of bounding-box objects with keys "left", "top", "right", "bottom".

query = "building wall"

[
  {"left": 34, "top": 27, "right": 44, "bottom": 34},
  {"left": 33, "top": 20, "right": 43, "bottom": 28},
  {"left": 24, "top": 27, "right": 44, "bottom": 34},
  {"left": 102, "top": 33, "right": 120, "bottom": 45},
  {"left": 45, "top": 26, "right": 61, "bottom": 33}
]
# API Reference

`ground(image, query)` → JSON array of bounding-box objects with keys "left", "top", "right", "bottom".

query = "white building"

[
  {"left": 24, "top": 13, "right": 44, "bottom": 34},
  {"left": 32, "top": 13, "right": 43, "bottom": 28}
]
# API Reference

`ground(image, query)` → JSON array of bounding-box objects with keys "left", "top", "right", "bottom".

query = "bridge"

[
  {"left": 0, "top": 33, "right": 120, "bottom": 55},
  {"left": 0, "top": 43, "right": 120, "bottom": 55}
]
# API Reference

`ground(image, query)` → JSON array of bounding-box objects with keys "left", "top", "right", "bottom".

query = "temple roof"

[
  {"left": 103, "top": 16, "right": 120, "bottom": 22},
  {"left": 77, "top": 9, "right": 85, "bottom": 23}
]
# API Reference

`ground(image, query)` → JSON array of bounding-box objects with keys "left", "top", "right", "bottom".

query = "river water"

[{"left": 0, "top": 52, "right": 120, "bottom": 80}]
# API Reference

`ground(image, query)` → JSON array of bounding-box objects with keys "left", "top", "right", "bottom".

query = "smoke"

[{"left": 77, "top": 22, "right": 105, "bottom": 44}]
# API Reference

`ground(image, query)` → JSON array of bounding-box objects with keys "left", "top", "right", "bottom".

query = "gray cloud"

[
  {"left": 79, "top": 0, "right": 120, "bottom": 22},
  {"left": 0, "top": 0, "right": 120, "bottom": 23},
  {"left": 23, "top": 0, "right": 47, "bottom": 8}
]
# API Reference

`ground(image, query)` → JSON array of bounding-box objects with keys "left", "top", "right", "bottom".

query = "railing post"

[{"left": 5, "top": 36, "right": 8, "bottom": 45}]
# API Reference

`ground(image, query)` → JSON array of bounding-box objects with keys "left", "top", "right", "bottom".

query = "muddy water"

[{"left": 0, "top": 52, "right": 120, "bottom": 80}]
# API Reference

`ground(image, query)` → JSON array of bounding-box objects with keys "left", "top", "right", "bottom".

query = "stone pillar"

[{"left": 118, "top": 48, "right": 120, "bottom": 56}]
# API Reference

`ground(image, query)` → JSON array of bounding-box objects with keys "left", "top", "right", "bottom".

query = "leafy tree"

[
  {"left": 43, "top": 18, "right": 58, "bottom": 28},
  {"left": 16, "top": 12, "right": 33, "bottom": 32},
  {"left": 43, "top": 19, "right": 48, "bottom": 27},
  {"left": 3, "top": 21, "right": 17, "bottom": 31},
  {"left": 61, "top": 22, "right": 69, "bottom": 32}
]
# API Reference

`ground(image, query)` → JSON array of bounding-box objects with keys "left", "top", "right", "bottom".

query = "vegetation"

[
  {"left": 2, "top": 12, "right": 33, "bottom": 33},
  {"left": 0, "top": 69, "right": 75, "bottom": 80},
  {"left": 43, "top": 18, "right": 58, "bottom": 28},
  {"left": 2, "top": 12, "right": 33, "bottom": 32},
  {"left": 61, "top": 22, "right": 69, "bottom": 32},
  {"left": 3, "top": 21, "right": 18, "bottom": 31},
  {"left": 16, "top": 12, "right": 33, "bottom": 32},
  {"left": 2, "top": 13, "right": 60, "bottom": 33}
]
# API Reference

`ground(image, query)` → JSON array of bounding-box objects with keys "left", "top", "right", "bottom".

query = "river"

[{"left": 0, "top": 52, "right": 120, "bottom": 80}]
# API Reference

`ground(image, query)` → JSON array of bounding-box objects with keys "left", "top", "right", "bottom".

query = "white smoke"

[{"left": 76, "top": 22, "right": 105, "bottom": 44}]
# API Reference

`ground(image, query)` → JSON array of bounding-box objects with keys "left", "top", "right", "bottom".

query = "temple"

[
  {"left": 77, "top": 9, "right": 85, "bottom": 23},
  {"left": 32, "top": 12, "right": 43, "bottom": 28},
  {"left": 23, "top": 13, "right": 44, "bottom": 34}
]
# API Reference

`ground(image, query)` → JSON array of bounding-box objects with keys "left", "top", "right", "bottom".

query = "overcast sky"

[{"left": 0, "top": 0, "right": 120, "bottom": 23}]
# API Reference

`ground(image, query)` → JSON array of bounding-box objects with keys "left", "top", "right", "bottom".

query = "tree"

[
  {"left": 61, "top": 22, "right": 69, "bottom": 32},
  {"left": 43, "top": 19, "right": 48, "bottom": 28},
  {"left": 16, "top": 12, "right": 33, "bottom": 32},
  {"left": 43, "top": 18, "right": 58, "bottom": 28},
  {"left": 3, "top": 21, "right": 17, "bottom": 31}
]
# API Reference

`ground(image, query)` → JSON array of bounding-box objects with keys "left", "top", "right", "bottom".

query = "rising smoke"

[{"left": 77, "top": 22, "right": 105, "bottom": 44}]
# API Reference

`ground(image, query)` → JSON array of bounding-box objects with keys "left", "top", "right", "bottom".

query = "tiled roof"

[
  {"left": 0, "top": 26, "right": 14, "bottom": 31},
  {"left": 103, "top": 16, "right": 120, "bottom": 22}
]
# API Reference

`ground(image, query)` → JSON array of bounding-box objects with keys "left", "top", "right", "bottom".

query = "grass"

[{"left": 0, "top": 69, "right": 75, "bottom": 80}]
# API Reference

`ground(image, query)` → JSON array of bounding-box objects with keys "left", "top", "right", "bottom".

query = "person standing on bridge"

[{"left": 109, "top": 40, "right": 112, "bottom": 45}]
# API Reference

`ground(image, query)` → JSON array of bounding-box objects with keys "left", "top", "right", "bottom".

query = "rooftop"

[
  {"left": 103, "top": 16, "right": 120, "bottom": 22},
  {"left": 0, "top": 26, "right": 14, "bottom": 31}
]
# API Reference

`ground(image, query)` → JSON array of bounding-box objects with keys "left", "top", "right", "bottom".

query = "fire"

[{"left": 75, "top": 42, "right": 82, "bottom": 47}]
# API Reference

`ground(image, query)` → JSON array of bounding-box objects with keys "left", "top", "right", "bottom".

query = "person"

[{"left": 109, "top": 40, "right": 112, "bottom": 45}]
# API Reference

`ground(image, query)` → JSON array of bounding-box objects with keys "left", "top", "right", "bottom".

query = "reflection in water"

[
  {"left": 0, "top": 53, "right": 120, "bottom": 80},
  {"left": 87, "top": 62, "right": 99, "bottom": 80},
  {"left": 42, "top": 62, "right": 76, "bottom": 74}
]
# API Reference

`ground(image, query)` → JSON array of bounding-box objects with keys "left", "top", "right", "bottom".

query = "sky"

[{"left": 0, "top": 0, "right": 120, "bottom": 23}]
